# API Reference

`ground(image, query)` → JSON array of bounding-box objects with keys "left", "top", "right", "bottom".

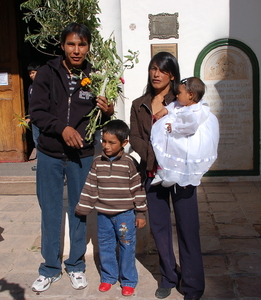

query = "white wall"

[
  {"left": 98, "top": 0, "right": 261, "bottom": 179},
  {"left": 98, "top": 0, "right": 232, "bottom": 121}
]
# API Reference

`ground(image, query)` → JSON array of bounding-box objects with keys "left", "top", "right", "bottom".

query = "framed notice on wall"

[
  {"left": 151, "top": 44, "right": 178, "bottom": 59},
  {"left": 194, "top": 39, "right": 260, "bottom": 176}
]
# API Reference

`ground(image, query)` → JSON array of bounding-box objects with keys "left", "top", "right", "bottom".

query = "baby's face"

[{"left": 177, "top": 84, "right": 194, "bottom": 106}]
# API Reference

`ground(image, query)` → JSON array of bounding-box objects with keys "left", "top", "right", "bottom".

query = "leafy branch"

[
  {"left": 84, "top": 34, "right": 139, "bottom": 142},
  {"left": 20, "top": 0, "right": 139, "bottom": 143},
  {"left": 20, "top": 0, "right": 101, "bottom": 56}
]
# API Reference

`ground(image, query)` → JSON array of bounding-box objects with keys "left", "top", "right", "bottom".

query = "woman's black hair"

[
  {"left": 61, "top": 23, "right": 92, "bottom": 45},
  {"left": 145, "top": 52, "right": 180, "bottom": 97},
  {"left": 102, "top": 119, "right": 130, "bottom": 144}
]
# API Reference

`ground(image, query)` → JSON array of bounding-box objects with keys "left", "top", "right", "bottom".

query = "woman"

[{"left": 129, "top": 52, "right": 204, "bottom": 300}]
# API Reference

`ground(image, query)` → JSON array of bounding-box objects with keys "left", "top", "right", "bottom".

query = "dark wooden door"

[{"left": 0, "top": 1, "right": 26, "bottom": 162}]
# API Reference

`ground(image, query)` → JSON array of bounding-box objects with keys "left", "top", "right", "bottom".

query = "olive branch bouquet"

[
  {"left": 84, "top": 34, "right": 139, "bottom": 143},
  {"left": 13, "top": 114, "right": 31, "bottom": 131}
]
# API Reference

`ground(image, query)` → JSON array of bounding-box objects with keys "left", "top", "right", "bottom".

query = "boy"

[
  {"left": 26, "top": 61, "right": 41, "bottom": 169},
  {"left": 75, "top": 119, "right": 147, "bottom": 297}
]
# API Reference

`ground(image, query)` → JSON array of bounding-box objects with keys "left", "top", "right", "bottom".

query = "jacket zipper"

[{"left": 67, "top": 96, "right": 71, "bottom": 125}]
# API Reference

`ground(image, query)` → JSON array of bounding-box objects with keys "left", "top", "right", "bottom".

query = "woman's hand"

[
  {"left": 96, "top": 95, "right": 114, "bottom": 117},
  {"left": 154, "top": 107, "right": 168, "bottom": 121},
  {"left": 136, "top": 218, "right": 146, "bottom": 229}
]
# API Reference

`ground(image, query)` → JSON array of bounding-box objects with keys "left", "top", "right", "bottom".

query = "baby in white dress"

[{"left": 151, "top": 77, "right": 219, "bottom": 187}]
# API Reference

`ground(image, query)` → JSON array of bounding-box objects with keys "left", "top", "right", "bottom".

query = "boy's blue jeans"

[
  {"left": 36, "top": 150, "right": 93, "bottom": 277},
  {"left": 97, "top": 210, "right": 138, "bottom": 288}
]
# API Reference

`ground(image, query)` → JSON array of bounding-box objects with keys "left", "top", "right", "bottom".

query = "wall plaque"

[
  {"left": 148, "top": 13, "right": 179, "bottom": 40},
  {"left": 195, "top": 39, "right": 260, "bottom": 176},
  {"left": 151, "top": 43, "right": 178, "bottom": 58}
]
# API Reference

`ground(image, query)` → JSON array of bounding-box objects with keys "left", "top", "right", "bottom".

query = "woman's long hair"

[{"left": 144, "top": 52, "right": 180, "bottom": 97}]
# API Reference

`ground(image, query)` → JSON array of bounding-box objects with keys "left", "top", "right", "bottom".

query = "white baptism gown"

[{"left": 151, "top": 100, "right": 219, "bottom": 187}]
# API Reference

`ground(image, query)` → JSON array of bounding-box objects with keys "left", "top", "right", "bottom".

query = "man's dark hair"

[
  {"left": 102, "top": 119, "right": 130, "bottom": 144},
  {"left": 61, "top": 23, "right": 92, "bottom": 45},
  {"left": 27, "top": 61, "right": 41, "bottom": 72}
]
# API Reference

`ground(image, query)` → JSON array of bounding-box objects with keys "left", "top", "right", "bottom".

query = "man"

[{"left": 30, "top": 23, "right": 114, "bottom": 292}]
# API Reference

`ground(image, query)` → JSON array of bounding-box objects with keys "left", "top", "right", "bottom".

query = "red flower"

[{"left": 119, "top": 77, "right": 125, "bottom": 84}]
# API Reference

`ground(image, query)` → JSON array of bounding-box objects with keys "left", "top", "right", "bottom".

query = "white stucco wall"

[{"left": 97, "top": 0, "right": 261, "bottom": 179}]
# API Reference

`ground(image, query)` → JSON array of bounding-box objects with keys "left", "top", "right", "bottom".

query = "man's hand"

[
  {"left": 136, "top": 218, "right": 146, "bottom": 229},
  {"left": 96, "top": 95, "right": 114, "bottom": 116},
  {"left": 62, "top": 126, "right": 83, "bottom": 149}
]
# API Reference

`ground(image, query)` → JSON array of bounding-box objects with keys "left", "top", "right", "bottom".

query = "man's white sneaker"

[
  {"left": 67, "top": 271, "right": 88, "bottom": 290},
  {"left": 31, "top": 273, "right": 62, "bottom": 292}
]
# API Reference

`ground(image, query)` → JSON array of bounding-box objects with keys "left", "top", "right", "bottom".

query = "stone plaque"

[
  {"left": 199, "top": 45, "right": 256, "bottom": 172},
  {"left": 148, "top": 13, "right": 179, "bottom": 40},
  {"left": 151, "top": 43, "right": 178, "bottom": 58}
]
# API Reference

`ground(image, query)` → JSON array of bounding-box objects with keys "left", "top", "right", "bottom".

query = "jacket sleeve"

[
  {"left": 130, "top": 104, "right": 150, "bottom": 163},
  {"left": 30, "top": 66, "right": 68, "bottom": 136},
  {"left": 75, "top": 161, "right": 99, "bottom": 215},
  {"left": 129, "top": 158, "right": 147, "bottom": 219}
]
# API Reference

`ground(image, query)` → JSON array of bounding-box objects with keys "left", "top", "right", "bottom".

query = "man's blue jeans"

[
  {"left": 32, "top": 123, "right": 40, "bottom": 149},
  {"left": 36, "top": 150, "right": 93, "bottom": 277},
  {"left": 97, "top": 210, "right": 138, "bottom": 288}
]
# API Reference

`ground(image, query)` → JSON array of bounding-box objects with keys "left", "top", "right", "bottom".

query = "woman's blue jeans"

[
  {"left": 36, "top": 150, "right": 93, "bottom": 277},
  {"left": 97, "top": 210, "right": 138, "bottom": 288}
]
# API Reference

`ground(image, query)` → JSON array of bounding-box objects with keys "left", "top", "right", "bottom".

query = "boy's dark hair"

[
  {"left": 181, "top": 77, "right": 205, "bottom": 103},
  {"left": 27, "top": 61, "right": 41, "bottom": 72},
  {"left": 61, "top": 23, "right": 92, "bottom": 45},
  {"left": 102, "top": 119, "right": 130, "bottom": 144}
]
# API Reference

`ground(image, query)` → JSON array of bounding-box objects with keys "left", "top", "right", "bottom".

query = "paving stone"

[
  {"left": 227, "top": 253, "right": 261, "bottom": 275},
  {"left": 199, "top": 211, "right": 213, "bottom": 223},
  {"left": 0, "top": 202, "right": 34, "bottom": 212},
  {"left": 198, "top": 201, "right": 210, "bottom": 212},
  {"left": 217, "top": 223, "right": 259, "bottom": 238},
  {"left": 243, "top": 211, "right": 261, "bottom": 224},
  {"left": 208, "top": 202, "right": 242, "bottom": 212},
  {"left": 200, "top": 222, "right": 218, "bottom": 236},
  {"left": 207, "top": 193, "right": 236, "bottom": 202},
  {"left": 203, "top": 254, "right": 227, "bottom": 276},
  {"left": 213, "top": 211, "right": 248, "bottom": 224},
  {"left": 235, "top": 276, "right": 261, "bottom": 298},
  {"left": 253, "top": 224, "right": 261, "bottom": 236},
  {"left": 4, "top": 221, "right": 41, "bottom": 236},
  {"left": 0, "top": 234, "right": 38, "bottom": 253},
  {"left": 235, "top": 192, "right": 261, "bottom": 202},
  {"left": 1, "top": 165, "right": 261, "bottom": 300},
  {"left": 0, "top": 182, "right": 36, "bottom": 195},
  {"left": 203, "top": 275, "right": 236, "bottom": 298},
  {"left": 239, "top": 201, "right": 261, "bottom": 212},
  {"left": 201, "top": 236, "right": 221, "bottom": 253},
  {"left": 202, "top": 183, "right": 231, "bottom": 194},
  {"left": 220, "top": 238, "right": 261, "bottom": 254},
  {"left": 229, "top": 181, "right": 259, "bottom": 193}
]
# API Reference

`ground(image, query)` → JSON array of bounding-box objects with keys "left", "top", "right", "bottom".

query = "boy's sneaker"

[
  {"left": 31, "top": 273, "right": 62, "bottom": 292},
  {"left": 66, "top": 271, "right": 88, "bottom": 290}
]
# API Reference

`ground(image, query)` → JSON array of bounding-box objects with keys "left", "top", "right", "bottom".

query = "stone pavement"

[{"left": 1, "top": 161, "right": 261, "bottom": 300}]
